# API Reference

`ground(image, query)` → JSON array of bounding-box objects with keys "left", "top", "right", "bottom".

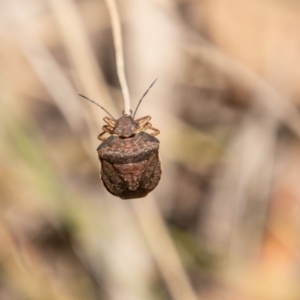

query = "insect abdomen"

[{"left": 97, "top": 132, "right": 161, "bottom": 199}]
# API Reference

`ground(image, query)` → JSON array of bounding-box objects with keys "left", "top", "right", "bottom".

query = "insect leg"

[
  {"left": 135, "top": 116, "right": 151, "bottom": 128},
  {"left": 103, "top": 116, "right": 116, "bottom": 127},
  {"left": 136, "top": 122, "right": 160, "bottom": 136},
  {"left": 148, "top": 126, "right": 160, "bottom": 136},
  {"left": 98, "top": 125, "right": 114, "bottom": 141}
]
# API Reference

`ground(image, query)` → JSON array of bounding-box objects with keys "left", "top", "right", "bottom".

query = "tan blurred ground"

[{"left": 1, "top": 0, "right": 300, "bottom": 299}]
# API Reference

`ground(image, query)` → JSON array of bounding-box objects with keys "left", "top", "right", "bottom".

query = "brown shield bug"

[{"left": 79, "top": 79, "right": 161, "bottom": 199}]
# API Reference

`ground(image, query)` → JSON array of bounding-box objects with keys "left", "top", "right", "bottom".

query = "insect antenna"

[
  {"left": 132, "top": 78, "right": 157, "bottom": 118},
  {"left": 79, "top": 94, "right": 115, "bottom": 119}
]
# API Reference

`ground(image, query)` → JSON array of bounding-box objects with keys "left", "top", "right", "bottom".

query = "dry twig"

[{"left": 104, "top": 0, "right": 131, "bottom": 115}]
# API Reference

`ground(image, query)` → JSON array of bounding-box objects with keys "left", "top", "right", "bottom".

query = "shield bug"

[{"left": 79, "top": 79, "right": 161, "bottom": 199}]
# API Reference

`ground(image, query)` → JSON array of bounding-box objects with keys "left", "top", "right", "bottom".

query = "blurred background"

[{"left": 1, "top": 0, "right": 300, "bottom": 299}]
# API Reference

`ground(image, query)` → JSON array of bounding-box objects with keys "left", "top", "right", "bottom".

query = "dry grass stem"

[
  {"left": 48, "top": 0, "right": 115, "bottom": 116},
  {"left": 6, "top": 0, "right": 100, "bottom": 162},
  {"left": 7, "top": 0, "right": 82, "bottom": 132},
  {"left": 132, "top": 196, "right": 199, "bottom": 300},
  {"left": 104, "top": 0, "right": 131, "bottom": 115}
]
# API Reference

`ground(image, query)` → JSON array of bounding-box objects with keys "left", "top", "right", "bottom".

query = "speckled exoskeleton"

[{"left": 80, "top": 79, "right": 161, "bottom": 199}]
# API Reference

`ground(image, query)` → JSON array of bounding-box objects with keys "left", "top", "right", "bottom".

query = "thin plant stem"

[
  {"left": 104, "top": 0, "right": 131, "bottom": 115},
  {"left": 132, "top": 196, "right": 199, "bottom": 300}
]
